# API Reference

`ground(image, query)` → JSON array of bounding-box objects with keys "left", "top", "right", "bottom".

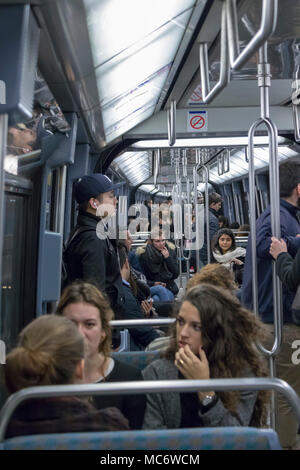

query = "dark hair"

[
  {"left": 164, "top": 284, "right": 269, "bottom": 426},
  {"left": 117, "top": 241, "right": 128, "bottom": 270},
  {"left": 209, "top": 192, "right": 222, "bottom": 205},
  {"left": 230, "top": 222, "right": 240, "bottom": 229},
  {"left": 212, "top": 228, "right": 236, "bottom": 254},
  {"left": 218, "top": 215, "right": 229, "bottom": 228},
  {"left": 56, "top": 281, "right": 113, "bottom": 358},
  {"left": 279, "top": 160, "right": 300, "bottom": 198}
]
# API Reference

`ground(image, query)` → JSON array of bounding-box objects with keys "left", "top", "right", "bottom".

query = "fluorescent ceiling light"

[
  {"left": 84, "top": 0, "right": 198, "bottom": 143},
  {"left": 132, "top": 136, "right": 288, "bottom": 148}
]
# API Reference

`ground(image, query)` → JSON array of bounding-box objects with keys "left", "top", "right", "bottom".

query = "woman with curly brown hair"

[
  {"left": 56, "top": 281, "right": 146, "bottom": 429},
  {"left": 186, "top": 263, "right": 238, "bottom": 293},
  {"left": 142, "top": 283, "right": 269, "bottom": 429}
]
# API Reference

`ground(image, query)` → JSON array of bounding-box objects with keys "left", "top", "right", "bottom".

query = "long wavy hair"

[{"left": 164, "top": 284, "right": 270, "bottom": 426}]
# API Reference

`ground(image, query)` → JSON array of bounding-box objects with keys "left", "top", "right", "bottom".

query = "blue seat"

[
  {"left": 111, "top": 350, "right": 160, "bottom": 371},
  {"left": 0, "top": 427, "right": 281, "bottom": 450}
]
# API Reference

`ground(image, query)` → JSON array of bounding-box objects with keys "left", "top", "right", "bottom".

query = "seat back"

[
  {"left": 111, "top": 350, "right": 160, "bottom": 371},
  {"left": 1, "top": 427, "right": 281, "bottom": 450}
]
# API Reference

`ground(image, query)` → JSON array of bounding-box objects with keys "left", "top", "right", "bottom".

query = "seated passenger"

[
  {"left": 118, "top": 243, "right": 161, "bottom": 349},
  {"left": 211, "top": 228, "right": 246, "bottom": 286},
  {"left": 56, "top": 281, "right": 146, "bottom": 429},
  {"left": 142, "top": 284, "right": 269, "bottom": 429},
  {"left": 4, "top": 315, "right": 129, "bottom": 438},
  {"left": 137, "top": 231, "right": 179, "bottom": 301}
]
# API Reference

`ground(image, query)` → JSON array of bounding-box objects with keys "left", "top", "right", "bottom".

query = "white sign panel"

[{"left": 187, "top": 110, "right": 208, "bottom": 132}]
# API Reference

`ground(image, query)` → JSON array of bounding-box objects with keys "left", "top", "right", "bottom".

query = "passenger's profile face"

[
  {"left": 218, "top": 234, "right": 232, "bottom": 253},
  {"left": 96, "top": 190, "right": 117, "bottom": 218},
  {"left": 176, "top": 301, "right": 202, "bottom": 355},
  {"left": 63, "top": 302, "right": 105, "bottom": 359}
]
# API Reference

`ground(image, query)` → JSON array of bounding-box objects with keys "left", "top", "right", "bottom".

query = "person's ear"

[
  {"left": 75, "top": 359, "right": 85, "bottom": 381},
  {"left": 88, "top": 198, "right": 98, "bottom": 210}
]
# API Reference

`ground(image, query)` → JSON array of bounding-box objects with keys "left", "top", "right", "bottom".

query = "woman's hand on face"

[
  {"left": 160, "top": 247, "right": 169, "bottom": 258},
  {"left": 269, "top": 236, "right": 287, "bottom": 260},
  {"left": 175, "top": 345, "right": 210, "bottom": 380}
]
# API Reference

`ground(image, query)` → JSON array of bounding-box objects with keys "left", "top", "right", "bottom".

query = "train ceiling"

[{"left": 4, "top": 0, "right": 300, "bottom": 191}]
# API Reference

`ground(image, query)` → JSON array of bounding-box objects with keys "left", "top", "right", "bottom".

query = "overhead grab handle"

[
  {"left": 168, "top": 100, "right": 176, "bottom": 146},
  {"left": 199, "top": 2, "right": 230, "bottom": 104},
  {"left": 226, "top": 0, "right": 278, "bottom": 71},
  {"left": 292, "top": 69, "right": 300, "bottom": 142},
  {"left": 153, "top": 149, "right": 161, "bottom": 186}
]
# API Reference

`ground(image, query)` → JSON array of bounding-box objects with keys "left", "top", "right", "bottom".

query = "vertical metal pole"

[
  {"left": 194, "top": 153, "right": 200, "bottom": 272},
  {"left": 0, "top": 114, "right": 8, "bottom": 314},
  {"left": 248, "top": 42, "right": 282, "bottom": 429},
  {"left": 202, "top": 166, "right": 210, "bottom": 264}
]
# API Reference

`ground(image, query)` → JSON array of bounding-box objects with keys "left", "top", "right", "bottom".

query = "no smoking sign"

[{"left": 187, "top": 110, "right": 208, "bottom": 132}]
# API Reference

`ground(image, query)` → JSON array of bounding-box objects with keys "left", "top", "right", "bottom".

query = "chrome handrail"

[
  {"left": 1, "top": 377, "right": 299, "bottom": 442},
  {"left": 167, "top": 100, "right": 176, "bottom": 146},
  {"left": 226, "top": 0, "right": 278, "bottom": 71},
  {"left": 247, "top": 43, "right": 282, "bottom": 428},
  {"left": 198, "top": 163, "right": 210, "bottom": 265},
  {"left": 199, "top": 1, "right": 230, "bottom": 103},
  {"left": 110, "top": 318, "right": 175, "bottom": 328}
]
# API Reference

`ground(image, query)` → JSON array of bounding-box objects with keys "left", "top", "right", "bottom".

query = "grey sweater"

[{"left": 142, "top": 358, "right": 258, "bottom": 430}]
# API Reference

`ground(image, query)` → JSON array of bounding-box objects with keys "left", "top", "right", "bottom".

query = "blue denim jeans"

[{"left": 150, "top": 285, "right": 174, "bottom": 302}]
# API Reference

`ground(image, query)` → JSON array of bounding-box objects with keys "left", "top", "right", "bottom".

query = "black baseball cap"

[{"left": 74, "top": 174, "right": 121, "bottom": 204}]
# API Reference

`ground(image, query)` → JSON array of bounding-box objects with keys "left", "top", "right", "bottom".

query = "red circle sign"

[{"left": 190, "top": 115, "right": 205, "bottom": 129}]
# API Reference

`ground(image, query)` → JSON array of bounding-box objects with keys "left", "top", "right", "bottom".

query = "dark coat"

[
  {"left": 93, "top": 358, "right": 146, "bottom": 429},
  {"left": 6, "top": 396, "right": 129, "bottom": 439},
  {"left": 138, "top": 242, "right": 179, "bottom": 295},
  {"left": 242, "top": 199, "right": 300, "bottom": 323},
  {"left": 121, "top": 282, "right": 160, "bottom": 350},
  {"left": 64, "top": 211, "right": 124, "bottom": 315},
  {"left": 277, "top": 247, "right": 300, "bottom": 292},
  {"left": 200, "top": 208, "right": 220, "bottom": 264}
]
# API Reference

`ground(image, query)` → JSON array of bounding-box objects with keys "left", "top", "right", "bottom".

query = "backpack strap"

[{"left": 65, "top": 226, "right": 95, "bottom": 251}]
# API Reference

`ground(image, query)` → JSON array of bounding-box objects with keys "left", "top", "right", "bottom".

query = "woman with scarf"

[
  {"left": 138, "top": 231, "right": 179, "bottom": 302},
  {"left": 211, "top": 228, "right": 246, "bottom": 286}
]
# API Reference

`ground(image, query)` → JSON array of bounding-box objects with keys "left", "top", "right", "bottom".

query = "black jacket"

[
  {"left": 64, "top": 211, "right": 124, "bottom": 314},
  {"left": 121, "top": 281, "right": 160, "bottom": 350},
  {"left": 93, "top": 358, "right": 146, "bottom": 429},
  {"left": 277, "top": 247, "right": 300, "bottom": 291},
  {"left": 6, "top": 397, "right": 129, "bottom": 438},
  {"left": 138, "top": 242, "right": 179, "bottom": 295}
]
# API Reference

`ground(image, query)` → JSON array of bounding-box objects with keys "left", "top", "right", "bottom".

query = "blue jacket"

[{"left": 241, "top": 199, "right": 300, "bottom": 323}]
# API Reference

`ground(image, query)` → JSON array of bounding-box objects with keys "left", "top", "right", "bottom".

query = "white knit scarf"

[{"left": 212, "top": 246, "right": 246, "bottom": 269}]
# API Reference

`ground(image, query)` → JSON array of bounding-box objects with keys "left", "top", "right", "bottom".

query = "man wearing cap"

[{"left": 64, "top": 173, "right": 125, "bottom": 318}]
